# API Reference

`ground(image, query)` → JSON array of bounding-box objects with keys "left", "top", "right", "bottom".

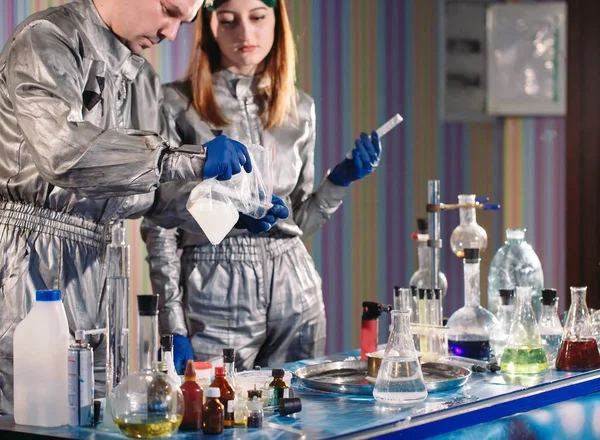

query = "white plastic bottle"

[{"left": 13, "top": 289, "right": 69, "bottom": 426}]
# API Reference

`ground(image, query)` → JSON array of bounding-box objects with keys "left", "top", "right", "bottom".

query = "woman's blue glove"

[
  {"left": 237, "top": 195, "right": 289, "bottom": 233},
  {"left": 173, "top": 334, "right": 195, "bottom": 375},
  {"left": 328, "top": 131, "right": 380, "bottom": 187},
  {"left": 203, "top": 135, "right": 253, "bottom": 181}
]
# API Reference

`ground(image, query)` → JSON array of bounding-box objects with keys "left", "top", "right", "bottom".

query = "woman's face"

[{"left": 210, "top": 0, "right": 276, "bottom": 75}]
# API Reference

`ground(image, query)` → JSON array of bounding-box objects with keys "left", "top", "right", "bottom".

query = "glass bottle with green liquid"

[{"left": 501, "top": 286, "right": 548, "bottom": 374}]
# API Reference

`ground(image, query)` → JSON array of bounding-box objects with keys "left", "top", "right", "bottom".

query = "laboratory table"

[{"left": 2, "top": 349, "right": 600, "bottom": 439}]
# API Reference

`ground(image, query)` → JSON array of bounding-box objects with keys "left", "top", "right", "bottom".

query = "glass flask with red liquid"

[{"left": 556, "top": 287, "right": 600, "bottom": 371}]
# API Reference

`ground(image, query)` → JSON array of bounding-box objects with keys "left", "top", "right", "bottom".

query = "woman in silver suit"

[{"left": 141, "top": 0, "right": 381, "bottom": 371}]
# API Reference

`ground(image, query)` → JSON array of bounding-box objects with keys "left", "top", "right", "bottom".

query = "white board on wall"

[{"left": 486, "top": 2, "right": 567, "bottom": 116}]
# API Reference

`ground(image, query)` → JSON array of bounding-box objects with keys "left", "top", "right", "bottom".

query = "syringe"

[{"left": 345, "top": 113, "right": 403, "bottom": 160}]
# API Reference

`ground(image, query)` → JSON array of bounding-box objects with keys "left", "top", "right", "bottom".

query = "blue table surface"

[{"left": 2, "top": 349, "right": 600, "bottom": 439}]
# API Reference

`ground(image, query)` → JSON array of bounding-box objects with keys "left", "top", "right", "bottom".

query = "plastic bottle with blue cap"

[{"left": 13, "top": 289, "right": 70, "bottom": 426}]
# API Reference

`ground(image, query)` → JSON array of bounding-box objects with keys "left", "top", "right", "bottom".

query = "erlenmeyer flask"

[
  {"left": 538, "top": 289, "right": 563, "bottom": 367},
  {"left": 556, "top": 287, "right": 600, "bottom": 371},
  {"left": 373, "top": 310, "right": 427, "bottom": 405},
  {"left": 501, "top": 287, "right": 548, "bottom": 374}
]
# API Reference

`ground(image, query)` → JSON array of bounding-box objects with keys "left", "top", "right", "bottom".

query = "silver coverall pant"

[
  {"left": 141, "top": 70, "right": 348, "bottom": 370},
  {"left": 0, "top": 0, "right": 208, "bottom": 413}
]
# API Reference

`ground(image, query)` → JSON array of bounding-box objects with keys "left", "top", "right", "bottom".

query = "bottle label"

[
  {"left": 227, "top": 400, "right": 234, "bottom": 413},
  {"left": 283, "top": 388, "right": 290, "bottom": 399}
]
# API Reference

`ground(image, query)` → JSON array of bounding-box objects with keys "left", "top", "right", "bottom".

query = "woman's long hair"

[{"left": 186, "top": 0, "right": 297, "bottom": 129}]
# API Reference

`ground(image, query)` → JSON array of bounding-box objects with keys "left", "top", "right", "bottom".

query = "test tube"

[
  {"left": 418, "top": 289, "right": 428, "bottom": 352},
  {"left": 393, "top": 286, "right": 412, "bottom": 312},
  {"left": 410, "top": 286, "right": 419, "bottom": 323},
  {"left": 345, "top": 113, "right": 403, "bottom": 160},
  {"left": 425, "top": 289, "right": 433, "bottom": 352},
  {"left": 433, "top": 288, "right": 443, "bottom": 326}
]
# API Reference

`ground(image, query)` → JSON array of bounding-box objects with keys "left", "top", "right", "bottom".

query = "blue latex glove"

[
  {"left": 203, "top": 135, "right": 253, "bottom": 181},
  {"left": 173, "top": 334, "right": 195, "bottom": 375},
  {"left": 237, "top": 194, "right": 289, "bottom": 233},
  {"left": 328, "top": 131, "right": 380, "bottom": 187}
]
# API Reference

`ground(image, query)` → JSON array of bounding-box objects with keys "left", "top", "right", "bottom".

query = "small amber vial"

[
  {"left": 210, "top": 366, "right": 235, "bottom": 428},
  {"left": 202, "top": 387, "right": 224, "bottom": 435}
]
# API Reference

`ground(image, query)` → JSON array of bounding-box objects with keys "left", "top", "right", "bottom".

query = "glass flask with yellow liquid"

[
  {"left": 110, "top": 295, "right": 183, "bottom": 438},
  {"left": 501, "top": 287, "right": 548, "bottom": 374}
]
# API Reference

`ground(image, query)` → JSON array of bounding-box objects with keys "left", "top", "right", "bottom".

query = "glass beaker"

[
  {"left": 501, "top": 287, "right": 548, "bottom": 374},
  {"left": 450, "top": 195, "right": 488, "bottom": 258},
  {"left": 110, "top": 296, "right": 183, "bottom": 438},
  {"left": 556, "top": 287, "right": 600, "bottom": 371},
  {"left": 446, "top": 249, "right": 498, "bottom": 360},
  {"left": 373, "top": 310, "right": 427, "bottom": 405},
  {"left": 538, "top": 289, "right": 563, "bottom": 368}
]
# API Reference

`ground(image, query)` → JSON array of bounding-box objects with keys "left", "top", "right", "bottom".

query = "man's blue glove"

[
  {"left": 237, "top": 194, "right": 289, "bottom": 233},
  {"left": 173, "top": 334, "right": 195, "bottom": 375},
  {"left": 203, "top": 135, "right": 253, "bottom": 181},
  {"left": 327, "top": 131, "right": 380, "bottom": 187}
]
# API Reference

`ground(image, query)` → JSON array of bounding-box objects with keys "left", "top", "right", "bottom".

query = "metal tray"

[{"left": 292, "top": 360, "right": 470, "bottom": 395}]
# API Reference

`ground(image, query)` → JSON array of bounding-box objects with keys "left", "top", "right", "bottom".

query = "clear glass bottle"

[
  {"left": 247, "top": 397, "right": 263, "bottom": 428},
  {"left": 487, "top": 228, "right": 544, "bottom": 318},
  {"left": 373, "top": 310, "right": 427, "bottom": 405},
  {"left": 106, "top": 220, "right": 130, "bottom": 396},
  {"left": 556, "top": 287, "right": 600, "bottom": 371},
  {"left": 160, "top": 335, "right": 180, "bottom": 386},
  {"left": 446, "top": 249, "right": 498, "bottom": 360},
  {"left": 489, "top": 289, "right": 515, "bottom": 363},
  {"left": 538, "top": 289, "right": 563, "bottom": 368},
  {"left": 450, "top": 195, "right": 488, "bottom": 258},
  {"left": 409, "top": 218, "right": 448, "bottom": 297},
  {"left": 222, "top": 348, "right": 237, "bottom": 389},
  {"left": 233, "top": 388, "right": 248, "bottom": 427},
  {"left": 110, "top": 295, "right": 183, "bottom": 438},
  {"left": 501, "top": 287, "right": 548, "bottom": 374}
]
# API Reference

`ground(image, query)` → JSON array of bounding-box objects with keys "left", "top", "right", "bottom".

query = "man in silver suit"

[{"left": 0, "top": 0, "right": 262, "bottom": 414}]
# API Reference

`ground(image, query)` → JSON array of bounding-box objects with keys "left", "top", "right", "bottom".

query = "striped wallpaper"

[{"left": 1, "top": 0, "right": 566, "bottom": 355}]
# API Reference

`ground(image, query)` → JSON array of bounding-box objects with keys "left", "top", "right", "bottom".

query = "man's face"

[{"left": 110, "top": 0, "right": 203, "bottom": 54}]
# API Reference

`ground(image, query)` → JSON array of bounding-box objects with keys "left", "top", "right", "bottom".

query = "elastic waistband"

[
  {"left": 182, "top": 234, "right": 304, "bottom": 262},
  {"left": 0, "top": 201, "right": 105, "bottom": 249}
]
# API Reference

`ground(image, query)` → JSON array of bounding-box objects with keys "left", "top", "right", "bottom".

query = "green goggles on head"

[{"left": 204, "top": 0, "right": 277, "bottom": 11}]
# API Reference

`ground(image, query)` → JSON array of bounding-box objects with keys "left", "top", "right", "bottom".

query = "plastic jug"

[{"left": 13, "top": 289, "right": 69, "bottom": 426}]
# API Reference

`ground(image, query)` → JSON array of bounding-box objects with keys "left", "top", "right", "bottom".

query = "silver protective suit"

[
  {"left": 141, "top": 70, "right": 348, "bottom": 371},
  {"left": 0, "top": 0, "right": 208, "bottom": 414}
]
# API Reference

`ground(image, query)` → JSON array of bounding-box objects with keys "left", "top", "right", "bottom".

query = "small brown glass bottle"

[
  {"left": 210, "top": 366, "right": 235, "bottom": 428},
  {"left": 202, "top": 387, "right": 224, "bottom": 435},
  {"left": 269, "top": 368, "right": 289, "bottom": 407},
  {"left": 180, "top": 360, "right": 203, "bottom": 431}
]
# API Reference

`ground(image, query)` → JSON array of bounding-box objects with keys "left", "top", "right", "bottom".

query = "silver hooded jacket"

[
  {"left": 0, "top": 0, "right": 207, "bottom": 412},
  {"left": 141, "top": 70, "right": 348, "bottom": 336}
]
